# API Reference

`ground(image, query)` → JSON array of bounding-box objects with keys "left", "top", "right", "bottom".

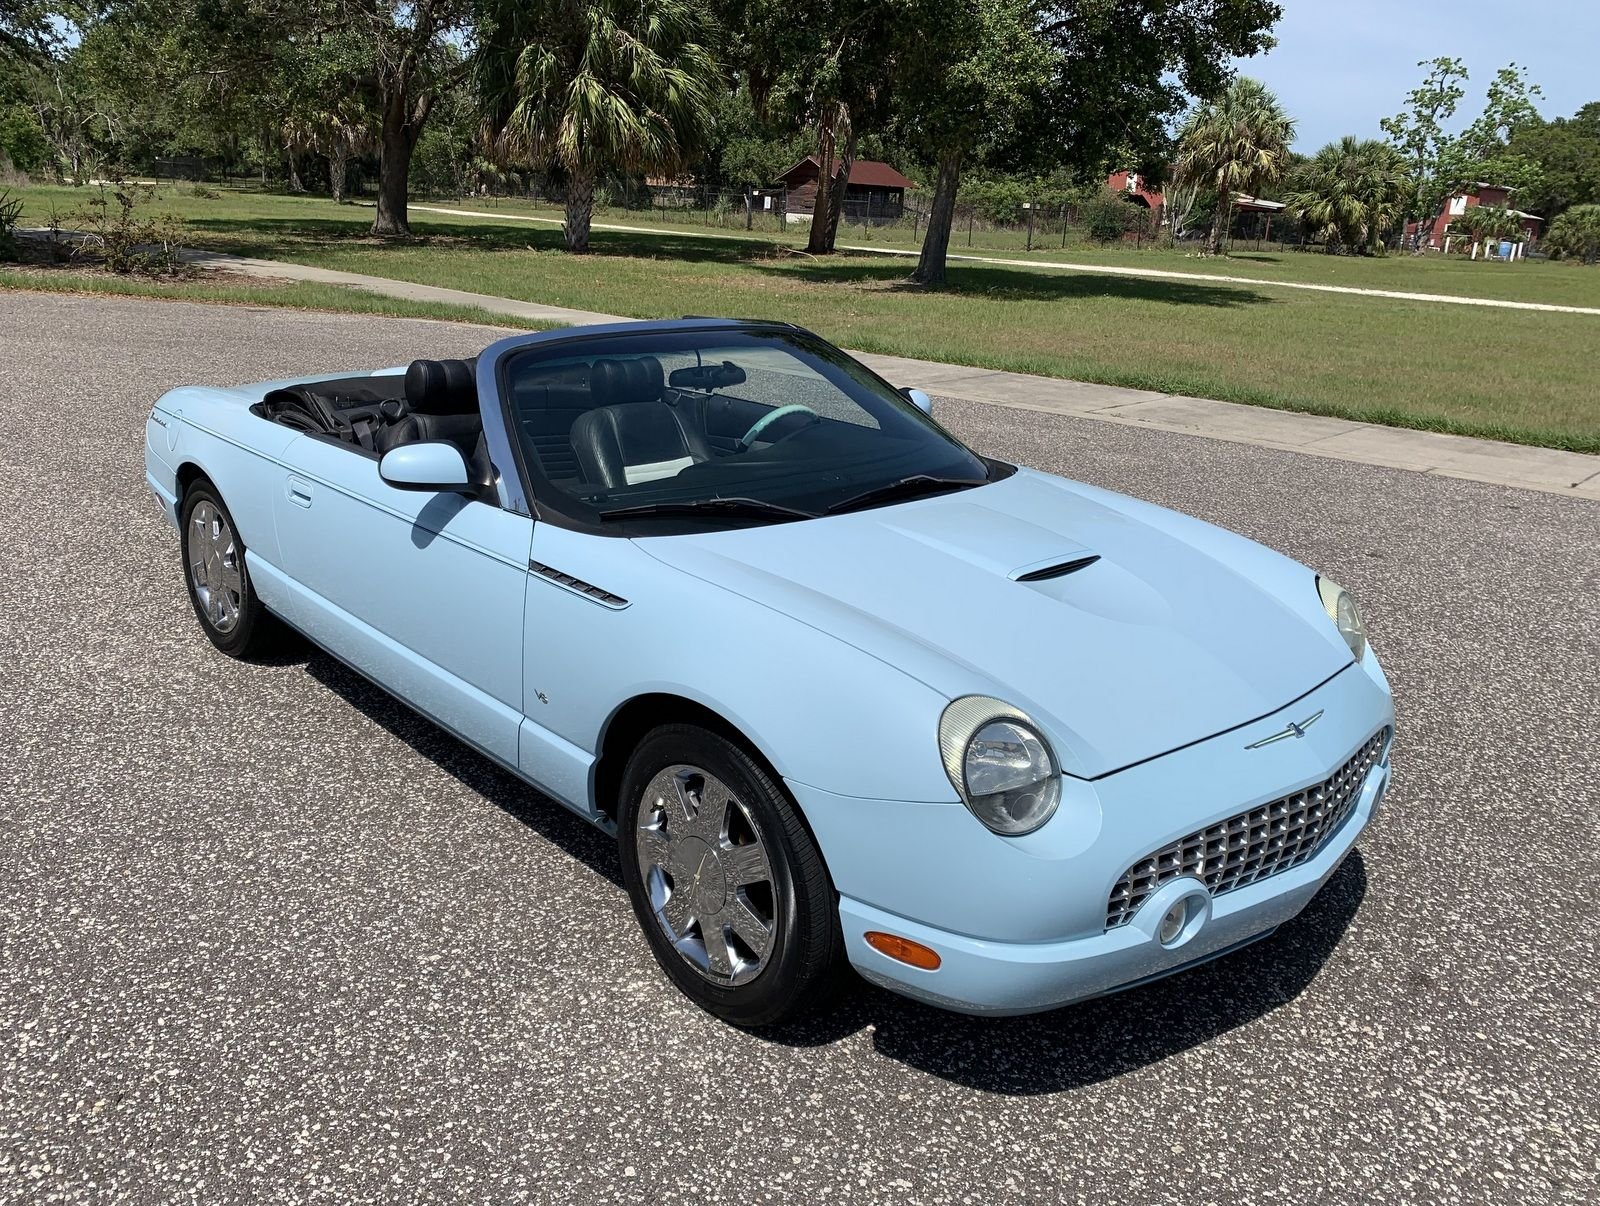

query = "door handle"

[{"left": 287, "top": 475, "right": 314, "bottom": 508}]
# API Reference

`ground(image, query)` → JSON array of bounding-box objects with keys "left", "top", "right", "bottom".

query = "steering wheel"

[{"left": 738, "top": 404, "right": 821, "bottom": 450}]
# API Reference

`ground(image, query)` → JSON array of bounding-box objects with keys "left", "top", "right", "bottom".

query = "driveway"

[{"left": 1, "top": 292, "right": 1595, "bottom": 1204}]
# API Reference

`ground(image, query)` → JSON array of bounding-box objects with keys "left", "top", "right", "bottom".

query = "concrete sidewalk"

[{"left": 184, "top": 248, "right": 1600, "bottom": 501}]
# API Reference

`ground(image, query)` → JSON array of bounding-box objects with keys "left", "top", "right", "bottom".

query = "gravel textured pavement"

[{"left": 1, "top": 292, "right": 1596, "bottom": 1205}]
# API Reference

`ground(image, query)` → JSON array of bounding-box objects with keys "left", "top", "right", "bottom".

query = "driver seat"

[{"left": 571, "top": 357, "right": 713, "bottom": 488}]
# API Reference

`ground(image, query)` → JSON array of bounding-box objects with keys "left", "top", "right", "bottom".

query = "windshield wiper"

[
  {"left": 823, "top": 474, "right": 984, "bottom": 516},
  {"left": 597, "top": 497, "right": 815, "bottom": 524}
]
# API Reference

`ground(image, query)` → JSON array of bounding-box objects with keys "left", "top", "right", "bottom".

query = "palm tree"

[
  {"left": 1547, "top": 204, "right": 1600, "bottom": 264},
  {"left": 1283, "top": 137, "right": 1408, "bottom": 254},
  {"left": 1173, "top": 77, "right": 1296, "bottom": 255},
  {"left": 477, "top": 0, "right": 721, "bottom": 253},
  {"left": 1451, "top": 204, "right": 1523, "bottom": 255}
]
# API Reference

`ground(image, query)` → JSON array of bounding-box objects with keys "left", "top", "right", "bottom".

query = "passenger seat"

[{"left": 571, "top": 357, "right": 714, "bottom": 488}]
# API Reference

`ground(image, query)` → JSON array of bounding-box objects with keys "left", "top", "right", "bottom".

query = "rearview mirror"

[
  {"left": 902, "top": 387, "right": 933, "bottom": 416},
  {"left": 669, "top": 360, "right": 747, "bottom": 390},
  {"left": 379, "top": 441, "right": 472, "bottom": 493}
]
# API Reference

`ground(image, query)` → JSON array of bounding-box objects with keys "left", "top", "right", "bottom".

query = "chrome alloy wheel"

[
  {"left": 187, "top": 500, "right": 243, "bottom": 634},
  {"left": 635, "top": 764, "right": 777, "bottom": 986}
]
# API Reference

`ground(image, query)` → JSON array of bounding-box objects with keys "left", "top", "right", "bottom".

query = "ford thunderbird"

[{"left": 144, "top": 319, "right": 1394, "bottom": 1025}]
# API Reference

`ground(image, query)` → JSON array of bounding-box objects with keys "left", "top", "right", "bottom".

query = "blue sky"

[{"left": 1229, "top": 1, "right": 1599, "bottom": 150}]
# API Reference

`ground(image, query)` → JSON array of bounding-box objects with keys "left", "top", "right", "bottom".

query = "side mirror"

[
  {"left": 379, "top": 441, "right": 472, "bottom": 493},
  {"left": 902, "top": 387, "right": 934, "bottom": 416}
]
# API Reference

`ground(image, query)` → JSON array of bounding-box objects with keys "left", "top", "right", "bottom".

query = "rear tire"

[
  {"left": 179, "top": 480, "right": 288, "bottom": 659},
  {"left": 617, "top": 724, "right": 845, "bottom": 1027}
]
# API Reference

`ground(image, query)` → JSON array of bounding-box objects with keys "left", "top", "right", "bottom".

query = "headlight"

[
  {"left": 1316, "top": 575, "right": 1367, "bottom": 662},
  {"left": 938, "top": 696, "right": 1062, "bottom": 835}
]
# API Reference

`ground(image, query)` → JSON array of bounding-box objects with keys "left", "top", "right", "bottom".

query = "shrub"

[
  {"left": 1545, "top": 205, "right": 1600, "bottom": 264},
  {"left": 959, "top": 178, "right": 1029, "bottom": 224},
  {"left": 0, "top": 189, "right": 22, "bottom": 261},
  {"left": 0, "top": 108, "right": 51, "bottom": 176},
  {"left": 1081, "top": 188, "right": 1141, "bottom": 243},
  {"left": 72, "top": 183, "right": 188, "bottom": 275}
]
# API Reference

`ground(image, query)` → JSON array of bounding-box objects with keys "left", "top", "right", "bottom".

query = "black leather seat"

[
  {"left": 377, "top": 358, "right": 492, "bottom": 486},
  {"left": 570, "top": 357, "right": 713, "bottom": 489}
]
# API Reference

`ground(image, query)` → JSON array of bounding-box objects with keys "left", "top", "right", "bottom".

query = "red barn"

[
  {"left": 1412, "top": 183, "right": 1543, "bottom": 250},
  {"left": 1106, "top": 170, "right": 1165, "bottom": 221},
  {"left": 773, "top": 156, "right": 916, "bottom": 221}
]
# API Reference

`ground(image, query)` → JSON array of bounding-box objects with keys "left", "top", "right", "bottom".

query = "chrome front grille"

[{"left": 1105, "top": 729, "right": 1389, "bottom": 930}]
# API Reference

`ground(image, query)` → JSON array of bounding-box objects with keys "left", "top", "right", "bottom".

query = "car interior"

[
  {"left": 254, "top": 352, "right": 813, "bottom": 497},
  {"left": 255, "top": 357, "right": 492, "bottom": 483}
]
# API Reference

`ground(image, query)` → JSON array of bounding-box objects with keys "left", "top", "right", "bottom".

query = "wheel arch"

[
  {"left": 592, "top": 693, "right": 790, "bottom": 829},
  {"left": 174, "top": 460, "right": 212, "bottom": 501}
]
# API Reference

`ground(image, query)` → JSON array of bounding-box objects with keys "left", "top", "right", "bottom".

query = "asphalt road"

[{"left": 2, "top": 292, "right": 1596, "bottom": 1205}]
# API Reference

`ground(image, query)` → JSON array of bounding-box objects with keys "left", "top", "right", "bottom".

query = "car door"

[{"left": 269, "top": 434, "right": 533, "bottom": 769}]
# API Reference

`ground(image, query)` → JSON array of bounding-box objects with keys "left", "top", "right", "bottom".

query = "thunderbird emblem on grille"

[{"left": 1245, "top": 709, "right": 1325, "bottom": 749}]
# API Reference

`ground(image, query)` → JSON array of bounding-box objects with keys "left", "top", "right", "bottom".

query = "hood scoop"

[{"left": 1012, "top": 554, "right": 1101, "bottom": 583}]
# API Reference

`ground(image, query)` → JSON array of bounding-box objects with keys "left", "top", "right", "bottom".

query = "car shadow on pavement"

[
  {"left": 305, "top": 649, "right": 1367, "bottom": 1095},
  {"left": 305, "top": 653, "right": 623, "bottom": 889},
  {"left": 763, "top": 853, "right": 1369, "bottom": 1094}
]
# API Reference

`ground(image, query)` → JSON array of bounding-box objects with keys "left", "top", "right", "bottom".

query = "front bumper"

[
  {"left": 792, "top": 657, "right": 1394, "bottom": 1016},
  {"left": 839, "top": 756, "right": 1385, "bottom": 1015}
]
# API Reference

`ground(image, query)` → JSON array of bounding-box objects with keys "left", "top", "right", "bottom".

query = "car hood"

[{"left": 637, "top": 469, "right": 1353, "bottom": 778}]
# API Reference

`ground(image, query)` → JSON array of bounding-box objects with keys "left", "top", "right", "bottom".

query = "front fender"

[{"left": 523, "top": 523, "right": 957, "bottom": 806}]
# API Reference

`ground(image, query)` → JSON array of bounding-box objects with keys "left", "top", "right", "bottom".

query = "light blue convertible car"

[{"left": 145, "top": 319, "right": 1394, "bottom": 1025}]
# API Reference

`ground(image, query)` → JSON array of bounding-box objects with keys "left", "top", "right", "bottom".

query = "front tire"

[
  {"left": 180, "top": 480, "right": 287, "bottom": 659},
  {"left": 617, "top": 724, "right": 845, "bottom": 1027}
]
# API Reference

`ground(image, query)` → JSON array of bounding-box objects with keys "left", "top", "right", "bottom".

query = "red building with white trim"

[
  {"left": 1106, "top": 170, "right": 1165, "bottom": 221},
  {"left": 1411, "top": 183, "right": 1543, "bottom": 250}
]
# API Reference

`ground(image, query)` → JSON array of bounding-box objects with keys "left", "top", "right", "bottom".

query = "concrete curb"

[{"left": 175, "top": 247, "right": 1600, "bottom": 502}]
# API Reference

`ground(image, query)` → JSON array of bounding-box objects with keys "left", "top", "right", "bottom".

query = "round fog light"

[{"left": 1158, "top": 901, "right": 1187, "bottom": 946}]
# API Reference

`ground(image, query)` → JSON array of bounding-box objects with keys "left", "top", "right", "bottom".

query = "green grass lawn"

[
  {"left": 7, "top": 182, "right": 1599, "bottom": 452},
  {"left": 397, "top": 192, "right": 1600, "bottom": 310}
]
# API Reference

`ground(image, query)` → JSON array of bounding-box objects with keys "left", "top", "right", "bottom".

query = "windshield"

[{"left": 499, "top": 326, "right": 999, "bottom": 530}]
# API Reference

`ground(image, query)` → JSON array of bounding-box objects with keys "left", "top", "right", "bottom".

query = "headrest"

[
  {"left": 405, "top": 358, "right": 479, "bottom": 415},
  {"left": 590, "top": 357, "right": 663, "bottom": 406}
]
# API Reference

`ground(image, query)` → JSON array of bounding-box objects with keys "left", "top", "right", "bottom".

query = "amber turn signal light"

[{"left": 864, "top": 931, "right": 941, "bottom": 970}]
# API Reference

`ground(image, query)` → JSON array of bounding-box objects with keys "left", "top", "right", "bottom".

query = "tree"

[
  {"left": 897, "top": 0, "right": 1054, "bottom": 285},
  {"left": 281, "top": 32, "right": 380, "bottom": 204},
  {"left": 1449, "top": 202, "right": 1522, "bottom": 254},
  {"left": 1545, "top": 203, "right": 1600, "bottom": 263},
  {"left": 1509, "top": 103, "right": 1600, "bottom": 216},
  {"left": 1283, "top": 137, "right": 1408, "bottom": 254},
  {"left": 478, "top": 0, "right": 721, "bottom": 253},
  {"left": 1383, "top": 60, "right": 1547, "bottom": 245},
  {"left": 1380, "top": 57, "right": 1468, "bottom": 246},
  {"left": 1, "top": 0, "right": 61, "bottom": 58},
  {"left": 352, "top": 0, "right": 474, "bottom": 236},
  {"left": 733, "top": 0, "right": 903, "bottom": 254},
  {"left": 902, "top": 0, "right": 1282, "bottom": 286},
  {"left": 1173, "top": 77, "right": 1295, "bottom": 254}
]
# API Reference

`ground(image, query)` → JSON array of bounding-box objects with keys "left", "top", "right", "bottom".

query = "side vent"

[
  {"left": 1014, "top": 555, "right": 1101, "bottom": 583},
  {"left": 528, "top": 560, "right": 630, "bottom": 609}
]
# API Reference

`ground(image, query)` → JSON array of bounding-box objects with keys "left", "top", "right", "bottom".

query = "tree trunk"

[
  {"left": 818, "top": 120, "right": 856, "bottom": 253},
  {"left": 287, "top": 149, "right": 306, "bottom": 193},
  {"left": 330, "top": 138, "right": 350, "bottom": 204},
  {"left": 806, "top": 103, "right": 843, "bottom": 255},
  {"left": 910, "top": 148, "right": 963, "bottom": 287},
  {"left": 373, "top": 84, "right": 430, "bottom": 238},
  {"left": 1207, "top": 195, "right": 1232, "bottom": 255},
  {"left": 564, "top": 168, "right": 595, "bottom": 253}
]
